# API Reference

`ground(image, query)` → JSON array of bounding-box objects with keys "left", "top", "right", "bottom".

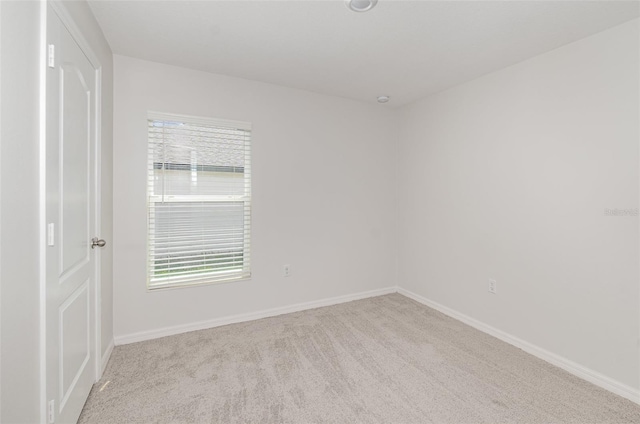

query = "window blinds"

[{"left": 147, "top": 113, "right": 251, "bottom": 289}]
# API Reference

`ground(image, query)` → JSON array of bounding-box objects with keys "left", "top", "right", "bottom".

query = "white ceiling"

[{"left": 89, "top": 0, "right": 639, "bottom": 107}]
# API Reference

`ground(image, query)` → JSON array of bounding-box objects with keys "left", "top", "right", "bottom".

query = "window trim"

[{"left": 146, "top": 111, "right": 252, "bottom": 291}]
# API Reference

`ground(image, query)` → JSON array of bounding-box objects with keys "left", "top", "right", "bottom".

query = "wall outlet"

[
  {"left": 488, "top": 279, "right": 497, "bottom": 294},
  {"left": 283, "top": 264, "right": 291, "bottom": 277}
]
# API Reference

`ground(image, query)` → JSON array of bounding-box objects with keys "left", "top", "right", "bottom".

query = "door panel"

[
  {"left": 59, "top": 281, "right": 90, "bottom": 409},
  {"left": 60, "top": 65, "right": 91, "bottom": 277},
  {"left": 46, "top": 5, "right": 98, "bottom": 423}
]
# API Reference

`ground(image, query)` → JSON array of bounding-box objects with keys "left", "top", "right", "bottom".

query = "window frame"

[{"left": 146, "top": 111, "right": 252, "bottom": 290}]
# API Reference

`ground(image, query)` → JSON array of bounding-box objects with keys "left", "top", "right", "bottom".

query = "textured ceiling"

[{"left": 89, "top": 0, "right": 639, "bottom": 107}]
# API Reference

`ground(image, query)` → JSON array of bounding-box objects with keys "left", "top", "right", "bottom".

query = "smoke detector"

[{"left": 346, "top": 0, "right": 378, "bottom": 13}]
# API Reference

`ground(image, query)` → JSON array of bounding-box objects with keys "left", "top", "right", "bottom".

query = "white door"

[{"left": 45, "top": 6, "right": 100, "bottom": 423}]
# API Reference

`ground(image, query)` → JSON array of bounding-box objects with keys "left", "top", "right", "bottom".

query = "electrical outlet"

[
  {"left": 488, "top": 279, "right": 497, "bottom": 294},
  {"left": 283, "top": 264, "right": 291, "bottom": 277}
]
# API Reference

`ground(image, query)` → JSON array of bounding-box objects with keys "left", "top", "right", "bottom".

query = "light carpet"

[{"left": 79, "top": 294, "right": 640, "bottom": 423}]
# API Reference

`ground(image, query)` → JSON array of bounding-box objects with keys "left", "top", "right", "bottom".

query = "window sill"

[{"left": 146, "top": 273, "right": 252, "bottom": 292}]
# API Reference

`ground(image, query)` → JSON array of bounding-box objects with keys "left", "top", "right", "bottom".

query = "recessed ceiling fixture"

[
  {"left": 345, "top": 0, "right": 378, "bottom": 13},
  {"left": 377, "top": 95, "right": 390, "bottom": 103}
]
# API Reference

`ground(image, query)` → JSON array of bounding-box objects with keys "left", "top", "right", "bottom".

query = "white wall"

[
  {"left": 397, "top": 18, "right": 639, "bottom": 393},
  {"left": 0, "top": 1, "right": 113, "bottom": 421},
  {"left": 113, "top": 55, "right": 397, "bottom": 340},
  {"left": 0, "top": 2, "right": 41, "bottom": 421}
]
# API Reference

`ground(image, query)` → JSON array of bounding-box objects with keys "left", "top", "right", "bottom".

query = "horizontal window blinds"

[{"left": 147, "top": 115, "right": 251, "bottom": 289}]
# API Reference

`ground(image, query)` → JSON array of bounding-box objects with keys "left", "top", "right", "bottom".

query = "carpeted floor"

[{"left": 79, "top": 294, "right": 640, "bottom": 423}]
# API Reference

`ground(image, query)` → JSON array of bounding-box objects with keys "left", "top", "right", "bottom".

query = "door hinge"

[
  {"left": 47, "top": 223, "right": 55, "bottom": 246},
  {"left": 48, "top": 44, "right": 55, "bottom": 68},
  {"left": 47, "top": 399, "right": 55, "bottom": 423}
]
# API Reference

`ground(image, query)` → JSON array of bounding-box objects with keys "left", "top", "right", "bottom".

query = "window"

[{"left": 147, "top": 112, "right": 251, "bottom": 289}]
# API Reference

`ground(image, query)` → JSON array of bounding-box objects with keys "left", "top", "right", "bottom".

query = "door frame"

[{"left": 39, "top": 1, "right": 103, "bottom": 422}]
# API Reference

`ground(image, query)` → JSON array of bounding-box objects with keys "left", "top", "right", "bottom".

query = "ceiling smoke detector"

[
  {"left": 377, "top": 95, "right": 390, "bottom": 103},
  {"left": 345, "top": 0, "right": 378, "bottom": 13}
]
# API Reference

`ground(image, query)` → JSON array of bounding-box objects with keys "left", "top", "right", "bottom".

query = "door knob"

[{"left": 91, "top": 237, "right": 106, "bottom": 249}]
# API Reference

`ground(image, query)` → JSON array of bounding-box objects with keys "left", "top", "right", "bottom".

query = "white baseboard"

[
  {"left": 100, "top": 338, "right": 114, "bottom": 377},
  {"left": 114, "top": 286, "right": 397, "bottom": 346},
  {"left": 397, "top": 287, "right": 640, "bottom": 405}
]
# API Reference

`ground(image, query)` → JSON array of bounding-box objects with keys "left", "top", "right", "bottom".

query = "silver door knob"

[{"left": 91, "top": 237, "right": 106, "bottom": 249}]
